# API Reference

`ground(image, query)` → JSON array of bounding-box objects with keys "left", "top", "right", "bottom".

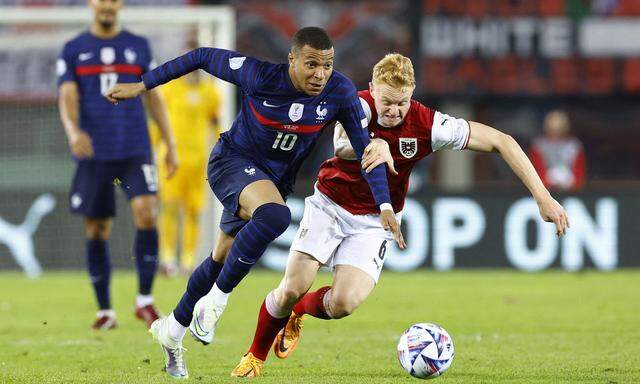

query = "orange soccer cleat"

[
  {"left": 230, "top": 352, "right": 264, "bottom": 378},
  {"left": 273, "top": 312, "right": 304, "bottom": 359}
]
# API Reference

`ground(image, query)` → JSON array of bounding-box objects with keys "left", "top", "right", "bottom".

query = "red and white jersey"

[
  {"left": 529, "top": 137, "right": 586, "bottom": 190},
  {"left": 317, "top": 90, "right": 471, "bottom": 215}
]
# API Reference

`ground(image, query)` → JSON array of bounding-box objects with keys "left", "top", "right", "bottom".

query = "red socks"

[
  {"left": 248, "top": 301, "right": 290, "bottom": 361},
  {"left": 292, "top": 286, "right": 332, "bottom": 319}
]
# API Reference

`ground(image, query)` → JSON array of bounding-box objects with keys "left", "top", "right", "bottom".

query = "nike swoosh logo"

[
  {"left": 263, "top": 101, "right": 280, "bottom": 107},
  {"left": 278, "top": 331, "right": 288, "bottom": 352},
  {"left": 79, "top": 52, "right": 93, "bottom": 61},
  {"left": 193, "top": 314, "right": 209, "bottom": 337}
]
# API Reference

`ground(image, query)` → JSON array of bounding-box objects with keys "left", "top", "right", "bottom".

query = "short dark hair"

[{"left": 292, "top": 27, "right": 333, "bottom": 51}]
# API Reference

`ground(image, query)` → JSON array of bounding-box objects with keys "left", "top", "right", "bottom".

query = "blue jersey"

[
  {"left": 143, "top": 48, "right": 391, "bottom": 206},
  {"left": 57, "top": 30, "right": 154, "bottom": 161}
]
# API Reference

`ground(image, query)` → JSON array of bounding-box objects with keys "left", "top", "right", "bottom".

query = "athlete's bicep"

[{"left": 465, "top": 121, "right": 506, "bottom": 153}]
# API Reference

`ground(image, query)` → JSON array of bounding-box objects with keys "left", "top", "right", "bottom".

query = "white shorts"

[{"left": 290, "top": 187, "right": 401, "bottom": 283}]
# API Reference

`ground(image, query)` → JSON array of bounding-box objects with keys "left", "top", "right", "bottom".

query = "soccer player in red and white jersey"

[{"left": 230, "top": 53, "right": 570, "bottom": 377}]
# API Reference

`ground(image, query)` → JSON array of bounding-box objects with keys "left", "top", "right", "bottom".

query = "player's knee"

[
  {"left": 278, "top": 286, "right": 305, "bottom": 308},
  {"left": 133, "top": 206, "right": 157, "bottom": 229},
  {"left": 85, "top": 219, "right": 111, "bottom": 240},
  {"left": 329, "top": 295, "right": 359, "bottom": 319},
  {"left": 253, "top": 203, "right": 291, "bottom": 235}
]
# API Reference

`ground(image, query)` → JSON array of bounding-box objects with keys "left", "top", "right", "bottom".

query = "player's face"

[
  {"left": 90, "top": 0, "right": 122, "bottom": 29},
  {"left": 288, "top": 45, "right": 334, "bottom": 96},
  {"left": 370, "top": 81, "right": 414, "bottom": 128}
]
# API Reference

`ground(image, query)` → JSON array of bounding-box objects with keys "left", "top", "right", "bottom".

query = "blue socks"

[
  {"left": 134, "top": 229, "right": 158, "bottom": 295},
  {"left": 173, "top": 256, "right": 224, "bottom": 327},
  {"left": 216, "top": 203, "right": 291, "bottom": 293},
  {"left": 86, "top": 239, "right": 111, "bottom": 310}
]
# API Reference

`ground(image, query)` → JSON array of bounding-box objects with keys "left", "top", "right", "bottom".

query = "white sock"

[
  {"left": 97, "top": 309, "right": 116, "bottom": 318},
  {"left": 207, "top": 283, "right": 229, "bottom": 306},
  {"left": 265, "top": 290, "right": 291, "bottom": 319},
  {"left": 167, "top": 312, "right": 187, "bottom": 341},
  {"left": 136, "top": 294, "right": 154, "bottom": 308}
]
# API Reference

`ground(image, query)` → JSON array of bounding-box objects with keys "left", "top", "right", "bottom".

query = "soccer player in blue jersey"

[
  {"left": 107, "top": 27, "right": 404, "bottom": 378},
  {"left": 57, "top": 0, "right": 178, "bottom": 330}
]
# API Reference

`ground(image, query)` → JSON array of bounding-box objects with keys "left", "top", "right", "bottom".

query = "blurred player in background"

[
  {"left": 106, "top": 27, "right": 402, "bottom": 379},
  {"left": 57, "top": 0, "right": 178, "bottom": 330},
  {"left": 150, "top": 40, "right": 222, "bottom": 277},
  {"left": 231, "top": 54, "right": 571, "bottom": 377},
  {"left": 529, "top": 109, "right": 587, "bottom": 191}
]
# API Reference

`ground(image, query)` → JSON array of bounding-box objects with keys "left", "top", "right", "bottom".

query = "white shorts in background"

[{"left": 290, "top": 187, "right": 401, "bottom": 283}]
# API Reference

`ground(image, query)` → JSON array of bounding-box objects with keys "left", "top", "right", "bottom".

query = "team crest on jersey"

[
  {"left": 288, "top": 103, "right": 304, "bottom": 122},
  {"left": 399, "top": 138, "right": 418, "bottom": 158},
  {"left": 124, "top": 48, "right": 136, "bottom": 64},
  {"left": 100, "top": 47, "right": 116, "bottom": 65},
  {"left": 316, "top": 102, "right": 328, "bottom": 120}
]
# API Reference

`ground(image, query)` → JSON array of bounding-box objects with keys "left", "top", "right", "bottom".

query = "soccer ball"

[{"left": 396, "top": 323, "right": 454, "bottom": 379}]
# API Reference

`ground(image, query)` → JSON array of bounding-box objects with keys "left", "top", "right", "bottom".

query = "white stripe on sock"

[{"left": 265, "top": 290, "right": 291, "bottom": 319}]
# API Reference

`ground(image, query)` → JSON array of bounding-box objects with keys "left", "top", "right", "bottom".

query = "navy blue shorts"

[
  {"left": 208, "top": 143, "right": 287, "bottom": 236},
  {"left": 69, "top": 156, "right": 157, "bottom": 218}
]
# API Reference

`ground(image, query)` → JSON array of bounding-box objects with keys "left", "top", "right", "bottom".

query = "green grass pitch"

[{"left": 1, "top": 270, "right": 639, "bottom": 383}]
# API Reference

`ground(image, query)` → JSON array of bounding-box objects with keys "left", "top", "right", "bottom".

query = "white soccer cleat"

[
  {"left": 149, "top": 317, "right": 189, "bottom": 379},
  {"left": 189, "top": 295, "right": 226, "bottom": 346}
]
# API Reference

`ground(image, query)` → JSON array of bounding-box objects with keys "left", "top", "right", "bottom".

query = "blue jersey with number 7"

[{"left": 57, "top": 30, "right": 155, "bottom": 161}]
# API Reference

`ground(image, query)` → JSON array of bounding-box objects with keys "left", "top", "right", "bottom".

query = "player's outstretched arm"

[
  {"left": 58, "top": 81, "right": 94, "bottom": 158},
  {"left": 466, "top": 121, "right": 570, "bottom": 236},
  {"left": 337, "top": 97, "right": 406, "bottom": 249}
]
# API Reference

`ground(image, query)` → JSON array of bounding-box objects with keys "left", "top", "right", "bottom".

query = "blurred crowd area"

[{"left": 1, "top": 0, "right": 640, "bottom": 192}]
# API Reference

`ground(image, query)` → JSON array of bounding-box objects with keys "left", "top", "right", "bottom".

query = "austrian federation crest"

[{"left": 399, "top": 138, "right": 418, "bottom": 158}]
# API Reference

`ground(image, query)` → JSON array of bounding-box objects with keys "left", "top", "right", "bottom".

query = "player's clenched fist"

[
  {"left": 380, "top": 209, "right": 406, "bottom": 249},
  {"left": 105, "top": 81, "right": 147, "bottom": 104}
]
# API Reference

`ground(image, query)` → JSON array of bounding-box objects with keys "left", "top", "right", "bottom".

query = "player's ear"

[
  {"left": 369, "top": 81, "right": 374, "bottom": 94},
  {"left": 288, "top": 51, "right": 294, "bottom": 65}
]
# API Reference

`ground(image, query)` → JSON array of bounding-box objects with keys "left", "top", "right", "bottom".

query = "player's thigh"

[
  {"left": 130, "top": 194, "right": 158, "bottom": 229},
  {"left": 329, "top": 264, "right": 376, "bottom": 317},
  {"left": 275, "top": 250, "right": 322, "bottom": 307},
  {"left": 237, "top": 179, "right": 286, "bottom": 220},
  {"left": 211, "top": 230, "right": 234, "bottom": 264}
]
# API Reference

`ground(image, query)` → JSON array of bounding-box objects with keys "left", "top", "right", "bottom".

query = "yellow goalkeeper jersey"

[{"left": 151, "top": 75, "right": 221, "bottom": 164}]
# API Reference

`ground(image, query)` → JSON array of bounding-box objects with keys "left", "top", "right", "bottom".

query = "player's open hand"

[
  {"left": 105, "top": 82, "right": 147, "bottom": 104},
  {"left": 380, "top": 209, "right": 406, "bottom": 249},
  {"left": 537, "top": 196, "right": 570, "bottom": 237},
  {"left": 362, "top": 138, "right": 398, "bottom": 175},
  {"left": 68, "top": 130, "right": 94, "bottom": 159},
  {"left": 164, "top": 146, "right": 179, "bottom": 179}
]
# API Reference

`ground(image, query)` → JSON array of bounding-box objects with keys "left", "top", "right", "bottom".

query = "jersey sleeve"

[
  {"left": 142, "top": 48, "right": 266, "bottom": 95},
  {"left": 333, "top": 97, "right": 370, "bottom": 159},
  {"left": 57, "top": 42, "right": 76, "bottom": 85},
  {"left": 431, "top": 110, "right": 471, "bottom": 151},
  {"left": 336, "top": 84, "right": 391, "bottom": 207}
]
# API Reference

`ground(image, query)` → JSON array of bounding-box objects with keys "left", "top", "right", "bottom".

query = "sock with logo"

[
  {"left": 135, "top": 229, "right": 158, "bottom": 295},
  {"left": 215, "top": 203, "right": 291, "bottom": 293},
  {"left": 173, "top": 255, "right": 224, "bottom": 327},
  {"left": 293, "top": 286, "right": 332, "bottom": 319},
  {"left": 86, "top": 239, "right": 111, "bottom": 310}
]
